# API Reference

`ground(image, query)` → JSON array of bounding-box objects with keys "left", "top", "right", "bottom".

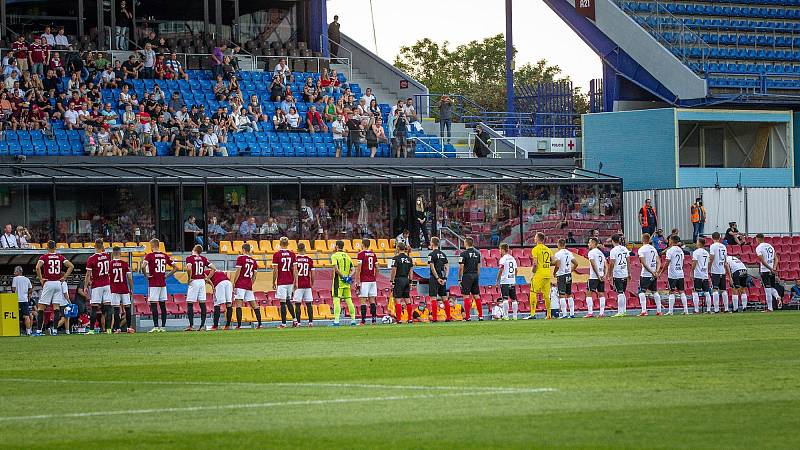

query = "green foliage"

[{"left": 394, "top": 34, "right": 589, "bottom": 115}]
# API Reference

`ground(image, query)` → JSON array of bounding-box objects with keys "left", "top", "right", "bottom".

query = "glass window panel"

[
  {"left": 54, "top": 186, "right": 153, "bottom": 244},
  {"left": 270, "top": 185, "right": 299, "bottom": 240},
  {"left": 300, "top": 185, "right": 390, "bottom": 240},
  {"left": 436, "top": 184, "right": 520, "bottom": 248},
  {"left": 0, "top": 186, "right": 28, "bottom": 245},
  {"left": 207, "top": 185, "right": 270, "bottom": 251}
]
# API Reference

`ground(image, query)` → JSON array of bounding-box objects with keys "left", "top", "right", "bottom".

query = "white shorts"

[
  {"left": 91, "top": 285, "right": 112, "bottom": 305},
  {"left": 275, "top": 284, "right": 293, "bottom": 302},
  {"left": 293, "top": 288, "right": 313, "bottom": 303},
  {"left": 112, "top": 293, "right": 131, "bottom": 306},
  {"left": 148, "top": 286, "right": 167, "bottom": 303},
  {"left": 39, "top": 280, "right": 64, "bottom": 306},
  {"left": 359, "top": 281, "right": 377, "bottom": 298},
  {"left": 234, "top": 288, "right": 255, "bottom": 303},
  {"left": 186, "top": 279, "right": 207, "bottom": 303},
  {"left": 215, "top": 280, "right": 233, "bottom": 306}
]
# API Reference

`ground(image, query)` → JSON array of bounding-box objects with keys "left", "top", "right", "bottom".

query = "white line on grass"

[
  {"left": 0, "top": 378, "right": 550, "bottom": 393},
  {"left": 0, "top": 388, "right": 555, "bottom": 422}
]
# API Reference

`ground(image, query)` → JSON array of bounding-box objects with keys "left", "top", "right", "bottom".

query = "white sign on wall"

[{"left": 550, "top": 138, "right": 566, "bottom": 152}]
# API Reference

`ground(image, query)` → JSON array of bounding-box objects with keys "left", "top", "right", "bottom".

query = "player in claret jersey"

[
  {"left": 143, "top": 239, "right": 176, "bottom": 332},
  {"left": 273, "top": 237, "right": 297, "bottom": 329},
  {"left": 428, "top": 237, "right": 451, "bottom": 322},
  {"left": 34, "top": 241, "right": 74, "bottom": 336},
  {"left": 85, "top": 239, "right": 113, "bottom": 333},
  {"left": 292, "top": 242, "right": 315, "bottom": 327},
  {"left": 184, "top": 245, "right": 216, "bottom": 331},
  {"left": 109, "top": 246, "right": 135, "bottom": 333},
  {"left": 355, "top": 239, "right": 379, "bottom": 324},
  {"left": 459, "top": 237, "right": 483, "bottom": 321},
  {"left": 391, "top": 243, "right": 414, "bottom": 324},
  {"left": 206, "top": 266, "right": 232, "bottom": 330},
  {"left": 231, "top": 243, "right": 262, "bottom": 329}
]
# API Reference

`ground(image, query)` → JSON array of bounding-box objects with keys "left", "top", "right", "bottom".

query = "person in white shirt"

[
  {"left": 495, "top": 243, "right": 518, "bottom": 320},
  {"left": 201, "top": 130, "right": 218, "bottom": 156},
  {"left": 664, "top": 235, "right": 689, "bottom": 315},
  {"left": 331, "top": 116, "right": 345, "bottom": 157},
  {"left": 637, "top": 232, "right": 663, "bottom": 316},
  {"left": 41, "top": 26, "right": 56, "bottom": 46},
  {"left": 755, "top": 233, "right": 781, "bottom": 312},
  {"left": 607, "top": 234, "right": 630, "bottom": 317},
  {"left": 12, "top": 266, "right": 33, "bottom": 335},
  {"left": 395, "top": 230, "right": 410, "bottom": 248},
  {"left": 586, "top": 237, "right": 607, "bottom": 318},
  {"left": 360, "top": 88, "right": 376, "bottom": 108},
  {"left": 552, "top": 239, "right": 577, "bottom": 319},
  {"left": 691, "top": 237, "right": 712, "bottom": 314},
  {"left": 725, "top": 254, "right": 749, "bottom": 312},
  {"left": 1, "top": 223, "right": 19, "bottom": 249},
  {"left": 286, "top": 106, "right": 302, "bottom": 130},
  {"left": 708, "top": 232, "right": 730, "bottom": 313}
]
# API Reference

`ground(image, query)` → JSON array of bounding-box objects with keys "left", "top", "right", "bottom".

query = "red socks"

[
  {"left": 475, "top": 298, "right": 483, "bottom": 318},
  {"left": 444, "top": 300, "right": 451, "bottom": 321},
  {"left": 406, "top": 304, "right": 414, "bottom": 323},
  {"left": 464, "top": 298, "right": 471, "bottom": 320},
  {"left": 431, "top": 300, "right": 438, "bottom": 322},
  {"left": 394, "top": 303, "right": 403, "bottom": 323}
]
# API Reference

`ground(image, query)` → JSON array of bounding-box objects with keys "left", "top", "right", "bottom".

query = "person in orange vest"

[
  {"left": 638, "top": 198, "right": 657, "bottom": 235},
  {"left": 691, "top": 198, "right": 706, "bottom": 242}
]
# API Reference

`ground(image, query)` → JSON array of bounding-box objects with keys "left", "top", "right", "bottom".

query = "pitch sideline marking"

[
  {"left": 0, "top": 388, "right": 555, "bottom": 422},
  {"left": 0, "top": 378, "right": 551, "bottom": 393}
]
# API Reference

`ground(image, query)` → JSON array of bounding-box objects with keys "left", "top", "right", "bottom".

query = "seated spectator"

[
  {"left": 306, "top": 106, "right": 327, "bottom": 133},
  {"left": 100, "top": 103, "right": 119, "bottom": 128},
  {"left": 368, "top": 98, "right": 380, "bottom": 117},
  {"left": 63, "top": 104, "right": 83, "bottom": 129},
  {"left": 269, "top": 76, "right": 285, "bottom": 102},
  {"left": 54, "top": 27, "right": 70, "bottom": 50},
  {"left": 652, "top": 228, "right": 668, "bottom": 254},
  {"left": 84, "top": 125, "right": 98, "bottom": 155},
  {"left": 167, "top": 91, "right": 185, "bottom": 115},
  {"left": 121, "top": 54, "right": 142, "bottom": 79},
  {"left": 362, "top": 87, "right": 376, "bottom": 107},
  {"left": 154, "top": 54, "right": 168, "bottom": 79},
  {"left": 259, "top": 217, "right": 282, "bottom": 240},
  {"left": 173, "top": 128, "right": 194, "bottom": 156},
  {"left": 403, "top": 97, "right": 417, "bottom": 122},
  {"left": 286, "top": 106, "right": 302, "bottom": 131},
  {"left": 324, "top": 70, "right": 342, "bottom": 94},
  {"left": 302, "top": 77, "right": 320, "bottom": 103},
  {"left": 49, "top": 52, "right": 64, "bottom": 77},
  {"left": 791, "top": 279, "right": 800, "bottom": 303},
  {"left": 15, "top": 226, "right": 31, "bottom": 248},
  {"left": 41, "top": 26, "right": 55, "bottom": 47},
  {"left": 100, "top": 66, "right": 116, "bottom": 88},
  {"left": 184, "top": 215, "right": 205, "bottom": 246},
  {"left": 95, "top": 124, "right": 115, "bottom": 156},
  {"left": 280, "top": 94, "right": 296, "bottom": 114},
  {"left": 165, "top": 52, "right": 189, "bottom": 80},
  {"left": 725, "top": 222, "right": 745, "bottom": 245},
  {"left": 231, "top": 107, "right": 257, "bottom": 133},
  {"left": 239, "top": 217, "right": 258, "bottom": 239},
  {"left": 221, "top": 56, "right": 236, "bottom": 80},
  {"left": 0, "top": 223, "right": 19, "bottom": 248},
  {"left": 118, "top": 84, "right": 132, "bottom": 106},
  {"left": 202, "top": 128, "right": 226, "bottom": 156},
  {"left": 213, "top": 75, "right": 228, "bottom": 101},
  {"left": 246, "top": 95, "right": 268, "bottom": 123},
  {"left": 272, "top": 108, "right": 288, "bottom": 131}
]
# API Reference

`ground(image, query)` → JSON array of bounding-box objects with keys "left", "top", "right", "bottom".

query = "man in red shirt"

[
  {"left": 206, "top": 267, "right": 232, "bottom": 330},
  {"left": 305, "top": 106, "right": 328, "bottom": 133},
  {"left": 184, "top": 244, "right": 216, "bottom": 331},
  {"left": 143, "top": 238, "right": 175, "bottom": 332},
  {"left": 109, "top": 245, "right": 135, "bottom": 333},
  {"left": 12, "top": 35, "right": 28, "bottom": 71},
  {"left": 355, "top": 239, "right": 379, "bottom": 325},
  {"left": 231, "top": 243, "right": 262, "bottom": 329},
  {"left": 272, "top": 236, "right": 296, "bottom": 329},
  {"left": 28, "top": 36, "right": 49, "bottom": 77},
  {"left": 34, "top": 240, "right": 74, "bottom": 336},
  {"left": 292, "top": 242, "right": 315, "bottom": 327},
  {"left": 85, "top": 239, "right": 112, "bottom": 333}
]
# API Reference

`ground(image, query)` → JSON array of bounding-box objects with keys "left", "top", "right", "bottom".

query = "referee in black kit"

[{"left": 458, "top": 237, "right": 483, "bottom": 321}]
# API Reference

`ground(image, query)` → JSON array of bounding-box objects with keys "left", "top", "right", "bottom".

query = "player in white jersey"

[
  {"left": 495, "top": 243, "right": 518, "bottom": 320},
  {"left": 725, "top": 254, "right": 749, "bottom": 312},
  {"left": 691, "top": 237, "right": 712, "bottom": 314},
  {"left": 586, "top": 237, "right": 607, "bottom": 318},
  {"left": 664, "top": 235, "right": 689, "bottom": 315},
  {"left": 755, "top": 233, "right": 781, "bottom": 312},
  {"left": 607, "top": 234, "right": 630, "bottom": 318},
  {"left": 708, "top": 232, "right": 729, "bottom": 313},
  {"left": 552, "top": 239, "right": 577, "bottom": 318},
  {"left": 637, "top": 233, "right": 662, "bottom": 316}
]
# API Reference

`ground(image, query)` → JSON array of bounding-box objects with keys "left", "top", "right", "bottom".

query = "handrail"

[
  {"left": 413, "top": 93, "right": 486, "bottom": 122},
  {"left": 255, "top": 55, "right": 348, "bottom": 74},
  {"left": 409, "top": 136, "right": 451, "bottom": 158},
  {"left": 467, "top": 132, "right": 523, "bottom": 159},
  {"left": 321, "top": 35, "right": 353, "bottom": 80},
  {"left": 438, "top": 227, "right": 465, "bottom": 251}
]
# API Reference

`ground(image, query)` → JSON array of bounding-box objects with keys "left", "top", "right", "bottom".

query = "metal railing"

[
  {"left": 467, "top": 133, "right": 524, "bottom": 159},
  {"left": 255, "top": 55, "right": 348, "bottom": 75},
  {"left": 412, "top": 93, "right": 485, "bottom": 123},
  {"left": 320, "top": 34, "right": 353, "bottom": 80},
  {"left": 438, "top": 227, "right": 465, "bottom": 251}
]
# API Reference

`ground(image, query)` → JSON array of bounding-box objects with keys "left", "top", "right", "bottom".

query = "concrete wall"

[{"left": 582, "top": 108, "right": 677, "bottom": 190}]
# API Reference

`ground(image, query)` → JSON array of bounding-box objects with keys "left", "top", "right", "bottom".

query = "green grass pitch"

[{"left": 2, "top": 313, "right": 799, "bottom": 449}]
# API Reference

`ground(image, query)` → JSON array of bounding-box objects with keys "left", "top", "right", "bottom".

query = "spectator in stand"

[
  {"left": 15, "top": 226, "right": 31, "bottom": 248},
  {"left": 271, "top": 108, "right": 287, "bottom": 131},
  {"left": 652, "top": 228, "right": 667, "bottom": 255},
  {"left": 101, "top": 103, "right": 119, "bottom": 128},
  {"left": 28, "top": 37, "right": 49, "bottom": 77},
  {"left": 328, "top": 15, "right": 341, "bottom": 61},
  {"left": 321, "top": 96, "right": 336, "bottom": 123},
  {"left": 3, "top": 58, "right": 20, "bottom": 80},
  {"left": 403, "top": 97, "right": 417, "bottom": 122},
  {"left": 639, "top": 198, "right": 657, "bottom": 236},
  {"left": 221, "top": 56, "right": 236, "bottom": 81},
  {"left": 49, "top": 52, "right": 64, "bottom": 77},
  {"left": 239, "top": 217, "right": 257, "bottom": 239},
  {"left": 173, "top": 128, "right": 193, "bottom": 156},
  {"left": 269, "top": 75, "right": 285, "bottom": 102},
  {"left": 165, "top": 53, "right": 189, "bottom": 80},
  {"left": 246, "top": 95, "right": 268, "bottom": 124},
  {"left": 273, "top": 58, "right": 290, "bottom": 83},
  {"left": 331, "top": 114, "right": 345, "bottom": 157},
  {"left": 322, "top": 69, "right": 342, "bottom": 95},
  {"left": 286, "top": 106, "right": 302, "bottom": 131},
  {"left": 116, "top": 1, "right": 133, "bottom": 50},
  {"left": 184, "top": 215, "right": 205, "bottom": 246},
  {"left": 366, "top": 116, "right": 386, "bottom": 158},
  {"left": 202, "top": 127, "right": 224, "bottom": 156},
  {"left": 210, "top": 45, "right": 224, "bottom": 79},
  {"left": 280, "top": 94, "right": 296, "bottom": 114},
  {"left": 724, "top": 222, "right": 745, "bottom": 246},
  {"left": 302, "top": 77, "right": 319, "bottom": 103},
  {"left": 100, "top": 65, "right": 116, "bottom": 87},
  {"left": 231, "top": 107, "right": 257, "bottom": 133},
  {"left": 368, "top": 99, "right": 380, "bottom": 118},
  {"left": 63, "top": 104, "right": 82, "bottom": 129},
  {"left": 207, "top": 216, "right": 228, "bottom": 245},
  {"left": 306, "top": 105, "right": 327, "bottom": 133},
  {"left": 121, "top": 122, "right": 141, "bottom": 155},
  {"left": 393, "top": 109, "right": 409, "bottom": 158},
  {"left": 140, "top": 43, "right": 156, "bottom": 79},
  {"left": 141, "top": 31, "right": 159, "bottom": 48},
  {"left": 122, "top": 54, "right": 141, "bottom": 79},
  {"left": 12, "top": 35, "right": 28, "bottom": 72},
  {"left": 438, "top": 95, "right": 453, "bottom": 142},
  {"left": 54, "top": 28, "right": 70, "bottom": 50},
  {"left": 346, "top": 111, "right": 363, "bottom": 157},
  {"left": 259, "top": 217, "right": 282, "bottom": 240},
  {"left": 473, "top": 124, "right": 491, "bottom": 157},
  {"left": 95, "top": 124, "right": 115, "bottom": 156},
  {"left": 1, "top": 223, "right": 19, "bottom": 248},
  {"left": 41, "top": 26, "right": 56, "bottom": 47},
  {"left": 154, "top": 54, "right": 168, "bottom": 79}
]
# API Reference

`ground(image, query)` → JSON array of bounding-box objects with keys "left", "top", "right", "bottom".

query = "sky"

[{"left": 327, "top": 0, "right": 600, "bottom": 91}]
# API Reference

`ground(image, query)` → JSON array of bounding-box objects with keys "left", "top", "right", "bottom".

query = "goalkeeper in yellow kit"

[{"left": 530, "top": 232, "right": 553, "bottom": 319}]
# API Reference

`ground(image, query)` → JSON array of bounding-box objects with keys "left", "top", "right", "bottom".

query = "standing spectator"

[
  {"left": 306, "top": 106, "right": 327, "bottom": 133},
  {"left": 140, "top": 43, "right": 156, "bottom": 79},
  {"left": 328, "top": 15, "right": 341, "bottom": 61},
  {"left": 12, "top": 266, "right": 33, "bottom": 335},
  {"left": 40, "top": 26, "right": 56, "bottom": 47},
  {"left": 346, "top": 111, "right": 363, "bottom": 157},
  {"left": 473, "top": 124, "right": 491, "bottom": 157},
  {"left": 438, "top": 95, "right": 453, "bottom": 142},
  {"left": 691, "top": 198, "right": 706, "bottom": 242},
  {"left": 1, "top": 224, "right": 19, "bottom": 249},
  {"left": 210, "top": 45, "right": 224, "bottom": 79},
  {"left": 361, "top": 87, "right": 376, "bottom": 106},
  {"left": 117, "top": 1, "right": 133, "bottom": 50},
  {"left": 273, "top": 58, "right": 290, "bottom": 84},
  {"left": 332, "top": 114, "right": 345, "bottom": 157},
  {"left": 269, "top": 75, "right": 285, "bottom": 102},
  {"left": 366, "top": 116, "right": 385, "bottom": 158},
  {"left": 122, "top": 54, "right": 141, "bottom": 79},
  {"left": 314, "top": 199, "right": 332, "bottom": 239},
  {"left": 12, "top": 35, "right": 28, "bottom": 72},
  {"left": 652, "top": 229, "right": 667, "bottom": 255},
  {"left": 639, "top": 198, "right": 658, "bottom": 236},
  {"left": 393, "top": 110, "right": 408, "bottom": 158}
]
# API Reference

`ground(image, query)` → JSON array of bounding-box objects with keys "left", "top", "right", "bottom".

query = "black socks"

[
  {"left": 225, "top": 306, "right": 233, "bottom": 326},
  {"left": 280, "top": 302, "right": 287, "bottom": 324},
  {"left": 187, "top": 303, "right": 195, "bottom": 328},
  {"left": 306, "top": 302, "right": 314, "bottom": 323},
  {"left": 213, "top": 306, "right": 221, "bottom": 327},
  {"left": 149, "top": 303, "right": 160, "bottom": 327},
  {"left": 254, "top": 307, "right": 262, "bottom": 326},
  {"left": 159, "top": 302, "right": 167, "bottom": 327},
  {"left": 370, "top": 303, "right": 377, "bottom": 320},
  {"left": 199, "top": 303, "right": 207, "bottom": 328},
  {"left": 360, "top": 304, "right": 367, "bottom": 323},
  {"left": 236, "top": 306, "right": 242, "bottom": 327}
]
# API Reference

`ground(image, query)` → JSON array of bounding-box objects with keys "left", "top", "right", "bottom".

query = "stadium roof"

[{"left": 0, "top": 157, "right": 618, "bottom": 185}]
